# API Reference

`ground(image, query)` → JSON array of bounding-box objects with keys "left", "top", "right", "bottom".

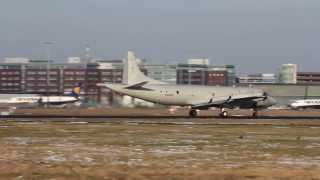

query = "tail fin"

[
  {"left": 122, "top": 51, "right": 166, "bottom": 85},
  {"left": 70, "top": 83, "right": 81, "bottom": 98}
]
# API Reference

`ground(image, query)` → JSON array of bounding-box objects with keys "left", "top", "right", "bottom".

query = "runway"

[
  {"left": 2, "top": 107, "right": 320, "bottom": 119},
  {"left": 3, "top": 118, "right": 320, "bottom": 128}
]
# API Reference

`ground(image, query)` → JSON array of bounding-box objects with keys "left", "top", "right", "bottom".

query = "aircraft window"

[
  {"left": 212, "top": 93, "right": 215, "bottom": 97},
  {"left": 177, "top": 91, "right": 179, "bottom": 95}
]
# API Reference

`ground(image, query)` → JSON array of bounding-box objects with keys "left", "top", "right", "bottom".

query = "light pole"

[{"left": 44, "top": 41, "right": 54, "bottom": 108}]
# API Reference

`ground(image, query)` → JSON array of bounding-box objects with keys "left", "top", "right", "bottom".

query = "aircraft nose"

[
  {"left": 266, "top": 96, "right": 277, "bottom": 106},
  {"left": 261, "top": 91, "right": 276, "bottom": 106}
]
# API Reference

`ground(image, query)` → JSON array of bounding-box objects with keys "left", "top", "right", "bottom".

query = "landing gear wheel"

[
  {"left": 219, "top": 111, "right": 228, "bottom": 118},
  {"left": 189, "top": 109, "right": 198, "bottom": 117},
  {"left": 252, "top": 111, "right": 258, "bottom": 118}
]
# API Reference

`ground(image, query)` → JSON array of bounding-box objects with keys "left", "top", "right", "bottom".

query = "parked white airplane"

[
  {"left": 290, "top": 99, "right": 320, "bottom": 109},
  {"left": 98, "top": 51, "right": 276, "bottom": 117},
  {"left": 0, "top": 84, "right": 82, "bottom": 108}
]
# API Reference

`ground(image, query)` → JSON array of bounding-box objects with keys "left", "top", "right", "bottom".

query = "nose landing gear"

[
  {"left": 219, "top": 108, "right": 229, "bottom": 118},
  {"left": 219, "top": 111, "right": 228, "bottom": 117}
]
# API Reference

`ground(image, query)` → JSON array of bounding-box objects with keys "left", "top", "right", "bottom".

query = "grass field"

[{"left": 0, "top": 119, "right": 320, "bottom": 179}]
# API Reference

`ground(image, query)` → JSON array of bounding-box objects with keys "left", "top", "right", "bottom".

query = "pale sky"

[{"left": 0, "top": 0, "right": 319, "bottom": 74}]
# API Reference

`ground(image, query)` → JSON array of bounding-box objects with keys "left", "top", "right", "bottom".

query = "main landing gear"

[
  {"left": 188, "top": 108, "right": 258, "bottom": 118},
  {"left": 189, "top": 109, "right": 198, "bottom": 117},
  {"left": 252, "top": 108, "right": 258, "bottom": 118}
]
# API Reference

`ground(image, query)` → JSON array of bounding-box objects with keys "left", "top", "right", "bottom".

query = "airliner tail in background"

[{"left": 67, "top": 83, "right": 82, "bottom": 98}]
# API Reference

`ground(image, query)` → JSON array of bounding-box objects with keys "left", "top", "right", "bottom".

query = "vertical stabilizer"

[
  {"left": 122, "top": 51, "right": 166, "bottom": 85},
  {"left": 69, "top": 83, "right": 82, "bottom": 98}
]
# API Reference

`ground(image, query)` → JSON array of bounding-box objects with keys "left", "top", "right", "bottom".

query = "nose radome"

[{"left": 267, "top": 96, "right": 277, "bottom": 106}]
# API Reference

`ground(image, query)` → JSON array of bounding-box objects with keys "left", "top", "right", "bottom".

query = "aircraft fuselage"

[{"left": 107, "top": 84, "right": 275, "bottom": 109}]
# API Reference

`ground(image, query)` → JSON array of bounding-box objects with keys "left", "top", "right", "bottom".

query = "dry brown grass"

[{"left": 0, "top": 120, "right": 320, "bottom": 179}]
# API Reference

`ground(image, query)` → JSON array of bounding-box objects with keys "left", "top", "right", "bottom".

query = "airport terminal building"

[{"left": 0, "top": 58, "right": 122, "bottom": 105}]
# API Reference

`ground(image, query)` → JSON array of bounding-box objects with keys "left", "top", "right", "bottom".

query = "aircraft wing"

[{"left": 191, "top": 94, "right": 265, "bottom": 110}]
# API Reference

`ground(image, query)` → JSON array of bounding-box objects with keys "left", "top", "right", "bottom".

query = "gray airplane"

[{"left": 98, "top": 52, "right": 276, "bottom": 117}]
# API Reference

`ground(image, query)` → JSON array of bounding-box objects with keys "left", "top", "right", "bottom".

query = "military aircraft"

[{"left": 98, "top": 52, "right": 276, "bottom": 117}]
